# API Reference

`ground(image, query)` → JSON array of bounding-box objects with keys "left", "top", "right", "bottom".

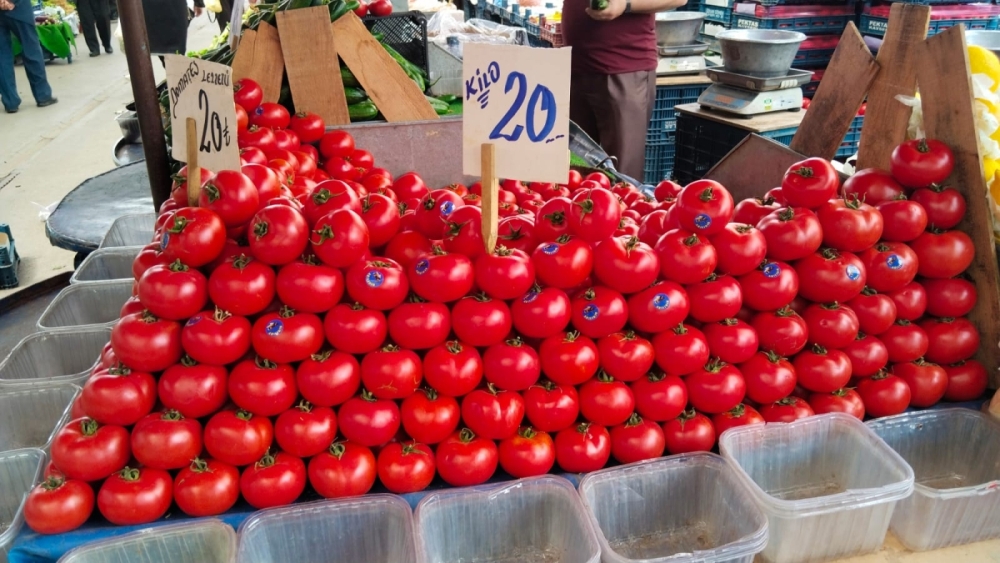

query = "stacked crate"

[
  {"left": 860, "top": 2, "right": 999, "bottom": 44},
  {"left": 643, "top": 81, "right": 714, "bottom": 184}
]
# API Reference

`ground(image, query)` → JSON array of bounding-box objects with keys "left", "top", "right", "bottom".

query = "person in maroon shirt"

[{"left": 562, "top": 0, "right": 687, "bottom": 179}]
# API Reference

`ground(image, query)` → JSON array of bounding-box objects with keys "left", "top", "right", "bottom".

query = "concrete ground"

[{"left": 0, "top": 12, "right": 221, "bottom": 300}]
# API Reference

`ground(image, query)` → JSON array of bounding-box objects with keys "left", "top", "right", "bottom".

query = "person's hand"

[
  {"left": 0, "top": 0, "right": 15, "bottom": 12},
  {"left": 586, "top": 0, "right": 626, "bottom": 21},
  {"left": 194, "top": 6, "right": 204, "bottom": 16}
]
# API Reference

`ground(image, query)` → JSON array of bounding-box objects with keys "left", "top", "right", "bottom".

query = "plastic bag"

[
  {"left": 895, "top": 94, "right": 924, "bottom": 141},
  {"left": 114, "top": 20, "right": 125, "bottom": 52},
  {"left": 426, "top": 14, "right": 528, "bottom": 52},
  {"left": 205, "top": 0, "right": 222, "bottom": 13}
]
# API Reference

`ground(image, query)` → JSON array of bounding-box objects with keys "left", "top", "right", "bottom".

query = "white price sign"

[
  {"left": 165, "top": 54, "right": 241, "bottom": 172},
  {"left": 462, "top": 44, "right": 572, "bottom": 184}
]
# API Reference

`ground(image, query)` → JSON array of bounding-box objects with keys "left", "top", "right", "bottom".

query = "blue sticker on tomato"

[
  {"left": 185, "top": 315, "right": 203, "bottom": 327},
  {"left": 160, "top": 233, "right": 169, "bottom": 251},
  {"left": 365, "top": 270, "right": 385, "bottom": 288},
  {"left": 762, "top": 262, "right": 781, "bottom": 278},
  {"left": 414, "top": 259, "right": 430, "bottom": 275},
  {"left": 439, "top": 201, "right": 456, "bottom": 217},
  {"left": 522, "top": 291, "right": 539, "bottom": 304},
  {"left": 265, "top": 320, "right": 283, "bottom": 336},
  {"left": 582, "top": 304, "right": 599, "bottom": 321},
  {"left": 693, "top": 213, "right": 712, "bottom": 230},
  {"left": 886, "top": 254, "right": 903, "bottom": 270},
  {"left": 652, "top": 293, "right": 670, "bottom": 310},
  {"left": 541, "top": 243, "right": 559, "bottom": 255},
  {"left": 845, "top": 264, "right": 861, "bottom": 281}
]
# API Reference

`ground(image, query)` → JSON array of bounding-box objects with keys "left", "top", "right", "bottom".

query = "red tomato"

[
  {"left": 759, "top": 396, "right": 815, "bottom": 423},
  {"left": 847, "top": 288, "right": 897, "bottom": 335},
  {"left": 82, "top": 366, "right": 156, "bottom": 426},
  {"left": 451, "top": 295, "right": 512, "bottom": 348},
  {"left": 523, "top": 380, "right": 580, "bottom": 433},
  {"left": 378, "top": 442, "right": 435, "bottom": 493},
  {"left": 794, "top": 345, "right": 852, "bottom": 393},
  {"left": 751, "top": 307, "right": 808, "bottom": 357},
  {"left": 408, "top": 246, "right": 474, "bottom": 303},
  {"left": 199, "top": 170, "right": 260, "bottom": 228},
  {"left": 301, "top": 180, "right": 362, "bottom": 226},
  {"left": 712, "top": 403, "right": 765, "bottom": 435},
  {"left": 24, "top": 477, "right": 94, "bottom": 534},
  {"left": 158, "top": 360, "right": 228, "bottom": 419},
  {"left": 662, "top": 410, "right": 716, "bottom": 454},
  {"left": 442, "top": 206, "right": 485, "bottom": 258},
  {"left": 922, "top": 278, "right": 976, "bottom": 318},
  {"left": 890, "top": 138, "right": 954, "bottom": 188},
  {"left": 685, "top": 360, "right": 745, "bottom": 414},
  {"left": 203, "top": 409, "right": 274, "bottom": 466},
  {"left": 252, "top": 309, "right": 324, "bottom": 363},
  {"left": 756, "top": 207, "right": 823, "bottom": 262},
  {"left": 308, "top": 441, "right": 377, "bottom": 498},
  {"left": 98, "top": 467, "right": 172, "bottom": 525},
  {"left": 653, "top": 180, "right": 682, "bottom": 201},
  {"left": 275, "top": 259, "right": 344, "bottom": 314},
  {"left": 239, "top": 125, "right": 277, "bottom": 154},
  {"left": 554, "top": 423, "right": 611, "bottom": 472},
  {"left": 130, "top": 410, "right": 202, "bottom": 470},
  {"left": 483, "top": 338, "right": 539, "bottom": 391},
  {"left": 910, "top": 230, "right": 974, "bottom": 279},
  {"left": 675, "top": 180, "right": 734, "bottom": 235},
  {"left": 369, "top": 0, "right": 392, "bottom": 15},
  {"left": 180, "top": 308, "right": 252, "bottom": 366},
  {"left": 387, "top": 300, "right": 451, "bottom": 350},
  {"left": 435, "top": 428, "right": 498, "bottom": 486},
  {"left": 803, "top": 302, "right": 859, "bottom": 349},
  {"left": 208, "top": 254, "right": 275, "bottom": 316},
  {"left": 795, "top": 248, "right": 866, "bottom": 303},
  {"left": 338, "top": 390, "right": 401, "bottom": 447},
  {"left": 499, "top": 427, "right": 556, "bottom": 477},
  {"left": 842, "top": 333, "right": 889, "bottom": 377},
  {"left": 596, "top": 331, "right": 655, "bottom": 383},
  {"left": 817, "top": 196, "right": 883, "bottom": 252},
  {"left": 921, "top": 317, "right": 980, "bottom": 364},
  {"left": 532, "top": 235, "right": 594, "bottom": 289},
  {"left": 248, "top": 102, "right": 290, "bottom": 129},
  {"left": 359, "top": 193, "right": 401, "bottom": 247},
  {"left": 843, "top": 169, "right": 904, "bottom": 205},
  {"left": 703, "top": 318, "right": 759, "bottom": 365},
  {"left": 709, "top": 224, "right": 767, "bottom": 277},
  {"left": 685, "top": 274, "right": 743, "bottom": 323},
  {"left": 570, "top": 287, "right": 628, "bottom": 339},
  {"left": 400, "top": 389, "right": 460, "bottom": 445},
  {"left": 652, "top": 323, "right": 710, "bottom": 376},
  {"left": 654, "top": 229, "right": 717, "bottom": 284},
  {"left": 740, "top": 350, "right": 797, "bottom": 404},
  {"left": 610, "top": 414, "right": 665, "bottom": 464},
  {"left": 324, "top": 303, "right": 387, "bottom": 354},
  {"left": 289, "top": 111, "right": 325, "bottom": 144},
  {"left": 319, "top": 130, "right": 356, "bottom": 160},
  {"left": 137, "top": 260, "right": 208, "bottom": 321},
  {"left": 592, "top": 235, "right": 660, "bottom": 294},
  {"left": 497, "top": 215, "right": 539, "bottom": 253},
  {"left": 627, "top": 281, "right": 691, "bottom": 334},
  {"left": 943, "top": 360, "right": 988, "bottom": 402},
  {"left": 892, "top": 359, "right": 948, "bottom": 407},
  {"left": 173, "top": 458, "right": 240, "bottom": 517},
  {"left": 160, "top": 207, "right": 227, "bottom": 267},
  {"left": 540, "top": 331, "right": 600, "bottom": 386},
  {"left": 233, "top": 78, "right": 263, "bottom": 113},
  {"left": 295, "top": 350, "right": 359, "bottom": 407},
  {"left": 414, "top": 190, "right": 464, "bottom": 239},
  {"left": 738, "top": 260, "right": 799, "bottom": 312},
  {"left": 887, "top": 281, "right": 927, "bottom": 321},
  {"left": 880, "top": 320, "right": 929, "bottom": 363},
  {"left": 568, "top": 187, "right": 622, "bottom": 243},
  {"left": 630, "top": 372, "right": 687, "bottom": 422},
  {"left": 110, "top": 311, "right": 183, "bottom": 373},
  {"left": 345, "top": 258, "right": 409, "bottom": 311},
  {"left": 511, "top": 287, "right": 572, "bottom": 339},
  {"left": 808, "top": 388, "right": 865, "bottom": 420},
  {"left": 241, "top": 451, "right": 306, "bottom": 509},
  {"left": 877, "top": 198, "right": 928, "bottom": 242},
  {"left": 534, "top": 197, "right": 573, "bottom": 243},
  {"left": 910, "top": 185, "right": 966, "bottom": 229},
  {"left": 578, "top": 374, "right": 635, "bottom": 427},
  {"left": 310, "top": 209, "right": 369, "bottom": 269},
  {"left": 732, "top": 197, "right": 779, "bottom": 226},
  {"left": 461, "top": 385, "right": 524, "bottom": 440},
  {"left": 361, "top": 344, "right": 422, "bottom": 400},
  {"left": 275, "top": 401, "right": 338, "bottom": 458},
  {"left": 636, "top": 209, "right": 671, "bottom": 247},
  {"left": 857, "top": 371, "right": 911, "bottom": 417},
  {"left": 781, "top": 157, "right": 839, "bottom": 209},
  {"left": 248, "top": 205, "right": 310, "bottom": 266}
]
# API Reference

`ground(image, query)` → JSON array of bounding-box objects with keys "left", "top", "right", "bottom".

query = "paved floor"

[{"left": 0, "top": 13, "right": 220, "bottom": 300}]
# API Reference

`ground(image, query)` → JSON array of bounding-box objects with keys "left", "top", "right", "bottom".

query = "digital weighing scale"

[
  {"left": 656, "top": 42, "right": 709, "bottom": 76},
  {"left": 698, "top": 68, "right": 812, "bottom": 116}
]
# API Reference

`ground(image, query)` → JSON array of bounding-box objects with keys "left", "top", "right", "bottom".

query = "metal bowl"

[
  {"left": 716, "top": 29, "right": 806, "bottom": 78},
  {"left": 967, "top": 30, "right": 1000, "bottom": 58},
  {"left": 655, "top": 11, "right": 706, "bottom": 47}
]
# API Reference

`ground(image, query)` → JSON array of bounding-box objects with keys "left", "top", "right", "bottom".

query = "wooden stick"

[
  {"left": 481, "top": 143, "right": 498, "bottom": 254},
  {"left": 186, "top": 117, "right": 201, "bottom": 207}
]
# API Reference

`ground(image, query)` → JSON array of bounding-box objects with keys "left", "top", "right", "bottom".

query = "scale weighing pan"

[
  {"left": 706, "top": 68, "right": 812, "bottom": 92},
  {"left": 657, "top": 42, "right": 709, "bottom": 58}
]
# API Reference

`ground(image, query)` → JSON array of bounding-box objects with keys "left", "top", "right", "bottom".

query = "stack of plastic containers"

[
  {"left": 0, "top": 449, "right": 45, "bottom": 562},
  {"left": 36, "top": 280, "right": 133, "bottom": 331},
  {"left": 579, "top": 454, "right": 768, "bottom": 562},
  {"left": 415, "top": 476, "right": 600, "bottom": 563},
  {"left": 98, "top": 213, "right": 155, "bottom": 249},
  {"left": 719, "top": 414, "right": 914, "bottom": 562},
  {"left": 58, "top": 520, "right": 237, "bottom": 563},
  {"left": 70, "top": 247, "right": 142, "bottom": 284},
  {"left": 868, "top": 409, "right": 1000, "bottom": 551},
  {"left": 0, "top": 329, "right": 109, "bottom": 387}
]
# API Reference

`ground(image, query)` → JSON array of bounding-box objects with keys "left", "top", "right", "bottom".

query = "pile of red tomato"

[{"left": 23, "top": 105, "right": 987, "bottom": 535}]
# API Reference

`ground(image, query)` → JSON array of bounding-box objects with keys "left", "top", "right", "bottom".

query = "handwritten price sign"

[
  {"left": 462, "top": 44, "right": 571, "bottom": 184},
  {"left": 165, "top": 54, "right": 241, "bottom": 172}
]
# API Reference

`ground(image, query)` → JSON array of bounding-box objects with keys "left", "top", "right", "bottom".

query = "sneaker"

[
  {"left": 90, "top": 51, "right": 100, "bottom": 57},
  {"left": 4, "top": 107, "right": 16, "bottom": 114},
  {"left": 37, "top": 98, "right": 58, "bottom": 108},
  {"left": 105, "top": 46, "right": 113, "bottom": 54}
]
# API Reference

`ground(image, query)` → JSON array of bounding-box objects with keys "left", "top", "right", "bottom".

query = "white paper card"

[
  {"left": 166, "top": 54, "right": 241, "bottom": 172},
  {"left": 462, "top": 44, "right": 571, "bottom": 184}
]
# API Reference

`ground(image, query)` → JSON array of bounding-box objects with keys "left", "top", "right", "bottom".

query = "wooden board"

[
  {"left": 674, "top": 103, "right": 804, "bottom": 134},
  {"left": 249, "top": 21, "right": 285, "bottom": 104},
  {"left": 915, "top": 27, "right": 1000, "bottom": 393},
  {"left": 331, "top": 13, "right": 438, "bottom": 122},
  {"left": 704, "top": 134, "right": 805, "bottom": 202},
  {"left": 855, "top": 4, "right": 930, "bottom": 171},
  {"left": 230, "top": 28, "right": 257, "bottom": 83},
  {"left": 655, "top": 74, "right": 713, "bottom": 87},
  {"left": 277, "top": 6, "right": 350, "bottom": 125},
  {"left": 790, "top": 23, "right": 879, "bottom": 159}
]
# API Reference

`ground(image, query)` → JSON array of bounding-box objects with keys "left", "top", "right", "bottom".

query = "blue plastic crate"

[
  {"left": 647, "top": 83, "right": 712, "bottom": 145},
  {"left": 794, "top": 48, "right": 835, "bottom": 68},
  {"left": 731, "top": 13, "right": 853, "bottom": 35},
  {"left": 704, "top": 5, "right": 733, "bottom": 23},
  {"left": 860, "top": 14, "right": 999, "bottom": 37},
  {"left": 836, "top": 114, "right": 864, "bottom": 158},
  {"left": 803, "top": 80, "right": 820, "bottom": 98},
  {"left": 644, "top": 142, "right": 677, "bottom": 185}
]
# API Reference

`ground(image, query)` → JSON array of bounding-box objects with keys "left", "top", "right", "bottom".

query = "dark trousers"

[
  {"left": 216, "top": 0, "right": 233, "bottom": 32},
  {"left": 570, "top": 70, "right": 656, "bottom": 181},
  {"left": 77, "top": 0, "right": 111, "bottom": 53},
  {"left": 0, "top": 9, "right": 53, "bottom": 110}
]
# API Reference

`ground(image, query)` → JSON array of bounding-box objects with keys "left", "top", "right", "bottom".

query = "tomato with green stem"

[
  {"left": 610, "top": 413, "right": 665, "bottom": 464},
  {"left": 597, "top": 331, "right": 655, "bottom": 383},
  {"left": 738, "top": 260, "right": 799, "bottom": 312},
  {"left": 51, "top": 418, "right": 131, "bottom": 482},
  {"left": 712, "top": 403, "right": 765, "bottom": 435},
  {"left": 579, "top": 372, "right": 635, "bottom": 427},
  {"left": 793, "top": 248, "right": 866, "bottom": 304},
  {"left": 781, "top": 157, "right": 839, "bottom": 209},
  {"left": 910, "top": 229, "right": 974, "bottom": 279},
  {"left": 160, "top": 207, "right": 227, "bottom": 268},
  {"left": 890, "top": 138, "right": 954, "bottom": 188},
  {"left": 592, "top": 235, "right": 660, "bottom": 294},
  {"left": 499, "top": 427, "right": 556, "bottom": 478},
  {"left": 859, "top": 242, "right": 919, "bottom": 293},
  {"left": 23, "top": 477, "right": 94, "bottom": 534},
  {"left": 461, "top": 383, "right": 525, "bottom": 440},
  {"left": 378, "top": 442, "right": 436, "bottom": 493},
  {"left": 803, "top": 302, "right": 859, "bottom": 349},
  {"left": 241, "top": 451, "right": 307, "bottom": 509},
  {"left": 308, "top": 441, "right": 377, "bottom": 499},
  {"left": 173, "top": 458, "right": 240, "bottom": 517},
  {"left": 98, "top": 467, "right": 173, "bottom": 525},
  {"left": 138, "top": 259, "right": 209, "bottom": 321},
  {"left": 652, "top": 323, "right": 710, "bottom": 376},
  {"left": 846, "top": 287, "right": 897, "bottom": 336},
  {"left": 662, "top": 410, "right": 716, "bottom": 454},
  {"left": 675, "top": 180, "right": 734, "bottom": 235},
  {"left": 203, "top": 409, "right": 273, "bottom": 467},
  {"left": 451, "top": 294, "right": 513, "bottom": 348},
  {"left": 401, "top": 388, "right": 460, "bottom": 445},
  {"left": 703, "top": 318, "right": 759, "bottom": 365},
  {"left": 627, "top": 281, "right": 691, "bottom": 334},
  {"left": 531, "top": 235, "right": 594, "bottom": 289},
  {"left": 709, "top": 223, "right": 767, "bottom": 277},
  {"left": 910, "top": 185, "right": 966, "bottom": 229},
  {"left": 208, "top": 254, "right": 276, "bottom": 317},
  {"left": 111, "top": 310, "right": 183, "bottom": 373},
  {"left": 892, "top": 358, "right": 948, "bottom": 407},
  {"left": 483, "top": 337, "right": 539, "bottom": 391},
  {"left": 324, "top": 302, "right": 388, "bottom": 354},
  {"left": 338, "top": 390, "right": 401, "bottom": 447},
  {"left": 739, "top": 350, "right": 796, "bottom": 404},
  {"left": 131, "top": 410, "right": 202, "bottom": 471},
  {"left": 842, "top": 332, "right": 889, "bottom": 377},
  {"left": 654, "top": 229, "right": 717, "bottom": 285},
  {"left": 275, "top": 401, "right": 338, "bottom": 458},
  {"left": 880, "top": 319, "right": 929, "bottom": 363},
  {"left": 943, "top": 360, "right": 988, "bottom": 402},
  {"left": 793, "top": 344, "right": 851, "bottom": 393},
  {"left": 522, "top": 379, "right": 579, "bottom": 433},
  {"left": 181, "top": 308, "right": 252, "bottom": 366},
  {"left": 857, "top": 371, "right": 911, "bottom": 417},
  {"left": 436, "top": 428, "right": 499, "bottom": 487},
  {"left": 82, "top": 364, "right": 156, "bottom": 427},
  {"left": 808, "top": 388, "right": 865, "bottom": 420},
  {"left": 511, "top": 285, "right": 572, "bottom": 339},
  {"left": 759, "top": 397, "right": 814, "bottom": 423},
  {"left": 756, "top": 207, "right": 823, "bottom": 262}
]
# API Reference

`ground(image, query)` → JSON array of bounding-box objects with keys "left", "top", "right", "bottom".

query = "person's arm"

[{"left": 587, "top": 0, "right": 686, "bottom": 21}]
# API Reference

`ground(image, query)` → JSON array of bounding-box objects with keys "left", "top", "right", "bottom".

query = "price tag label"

[
  {"left": 462, "top": 44, "right": 571, "bottom": 184},
  {"left": 165, "top": 54, "right": 241, "bottom": 172}
]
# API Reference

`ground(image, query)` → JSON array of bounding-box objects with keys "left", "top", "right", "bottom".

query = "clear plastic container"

[
  {"left": 719, "top": 413, "right": 914, "bottom": 563},
  {"left": 0, "top": 384, "right": 80, "bottom": 452},
  {"left": 579, "top": 453, "right": 768, "bottom": 563},
  {"left": 99, "top": 213, "right": 155, "bottom": 249},
  {"left": 0, "top": 328, "right": 109, "bottom": 387},
  {"left": 237, "top": 496, "right": 418, "bottom": 563},
  {"left": 0, "top": 449, "right": 46, "bottom": 562},
  {"left": 416, "top": 475, "right": 600, "bottom": 563},
  {"left": 70, "top": 246, "right": 142, "bottom": 284},
  {"left": 867, "top": 408, "right": 1000, "bottom": 551},
  {"left": 58, "top": 520, "right": 237, "bottom": 563},
  {"left": 36, "top": 281, "right": 132, "bottom": 331}
]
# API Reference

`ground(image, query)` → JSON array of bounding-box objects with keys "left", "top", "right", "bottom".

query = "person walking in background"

[
  {"left": 76, "top": 0, "right": 113, "bottom": 56},
  {"left": 143, "top": 0, "right": 203, "bottom": 60},
  {"left": 215, "top": 0, "right": 233, "bottom": 33},
  {"left": 0, "top": 0, "right": 58, "bottom": 113}
]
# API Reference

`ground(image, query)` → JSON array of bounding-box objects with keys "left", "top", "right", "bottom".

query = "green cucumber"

[
  {"left": 344, "top": 86, "right": 368, "bottom": 104},
  {"left": 426, "top": 96, "right": 449, "bottom": 115},
  {"left": 341, "top": 67, "right": 360, "bottom": 88},
  {"left": 348, "top": 100, "right": 378, "bottom": 121},
  {"left": 436, "top": 94, "right": 459, "bottom": 104}
]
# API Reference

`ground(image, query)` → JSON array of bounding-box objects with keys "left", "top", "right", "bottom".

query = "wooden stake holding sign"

[
  {"left": 186, "top": 119, "right": 201, "bottom": 206},
  {"left": 461, "top": 44, "right": 573, "bottom": 253}
]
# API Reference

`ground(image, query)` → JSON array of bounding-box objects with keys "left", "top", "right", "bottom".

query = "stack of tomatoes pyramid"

[{"left": 26, "top": 84, "right": 986, "bottom": 536}]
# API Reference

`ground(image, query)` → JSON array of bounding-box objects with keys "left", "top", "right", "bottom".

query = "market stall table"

[{"left": 11, "top": 21, "right": 75, "bottom": 62}]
